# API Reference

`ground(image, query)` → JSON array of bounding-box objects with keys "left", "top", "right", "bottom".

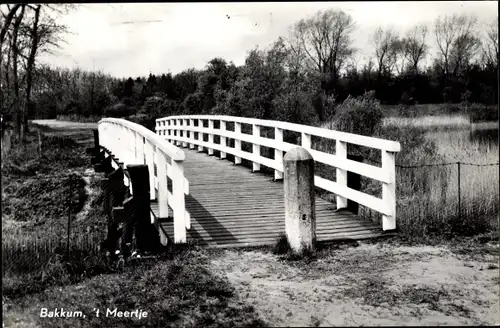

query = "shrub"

[
  {"left": 127, "top": 114, "right": 156, "bottom": 132},
  {"left": 104, "top": 103, "right": 132, "bottom": 118},
  {"left": 139, "top": 96, "right": 164, "bottom": 116}
]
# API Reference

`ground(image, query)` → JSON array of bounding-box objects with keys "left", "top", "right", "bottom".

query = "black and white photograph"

[{"left": 1, "top": 1, "right": 498, "bottom": 327}]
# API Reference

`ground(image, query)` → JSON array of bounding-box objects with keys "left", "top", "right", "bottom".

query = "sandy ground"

[{"left": 210, "top": 242, "right": 499, "bottom": 326}]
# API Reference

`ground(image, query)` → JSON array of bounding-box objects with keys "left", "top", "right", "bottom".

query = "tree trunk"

[
  {"left": 11, "top": 4, "right": 25, "bottom": 142},
  {"left": 24, "top": 5, "right": 42, "bottom": 135},
  {"left": 0, "top": 4, "right": 22, "bottom": 46}
]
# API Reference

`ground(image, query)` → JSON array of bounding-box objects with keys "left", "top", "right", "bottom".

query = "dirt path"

[{"left": 210, "top": 241, "right": 499, "bottom": 326}]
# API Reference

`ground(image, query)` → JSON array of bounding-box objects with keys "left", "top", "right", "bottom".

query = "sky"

[{"left": 39, "top": 1, "right": 498, "bottom": 79}]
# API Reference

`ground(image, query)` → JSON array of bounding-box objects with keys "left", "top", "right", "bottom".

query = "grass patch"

[
  {"left": 272, "top": 233, "right": 317, "bottom": 262},
  {"left": 343, "top": 276, "right": 461, "bottom": 315},
  {"left": 4, "top": 247, "right": 265, "bottom": 328}
]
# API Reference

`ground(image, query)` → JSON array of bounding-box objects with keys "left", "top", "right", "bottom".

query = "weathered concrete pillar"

[{"left": 284, "top": 147, "right": 316, "bottom": 254}]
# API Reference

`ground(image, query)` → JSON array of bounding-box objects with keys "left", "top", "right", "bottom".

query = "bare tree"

[
  {"left": 373, "top": 27, "right": 399, "bottom": 79},
  {"left": 289, "top": 9, "right": 356, "bottom": 86},
  {"left": 481, "top": 17, "right": 498, "bottom": 69},
  {"left": 402, "top": 24, "right": 428, "bottom": 74},
  {"left": 0, "top": 4, "right": 22, "bottom": 46},
  {"left": 434, "top": 14, "right": 480, "bottom": 77}
]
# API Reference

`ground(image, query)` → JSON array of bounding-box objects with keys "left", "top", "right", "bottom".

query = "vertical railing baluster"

[
  {"left": 234, "top": 122, "right": 242, "bottom": 165},
  {"left": 182, "top": 119, "right": 187, "bottom": 147},
  {"left": 336, "top": 139, "right": 348, "bottom": 209},
  {"left": 382, "top": 150, "right": 396, "bottom": 231},
  {"left": 189, "top": 119, "right": 195, "bottom": 149},
  {"left": 145, "top": 141, "right": 156, "bottom": 200},
  {"left": 220, "top": 120, "right": 227, "bottom": 159},
  {"left": 301, "top": 132, "right": 311, "bottom": 149},
  {"left": 252, "top": 124, "right": 260, "bottom": 172},
  {"left": 156, "top": 150, "right": 169, "bottom": 218},
  {"left": 197, "top": 119, "right": 204, "bottom": 152},
  {"left": 172, "top": 160, "right": 187, "bottom": 243},
  {"left": 208, "top": 119, "right": 214, "bottom": 155},
  {"left": 275, "top": 127, "right": 284, "bottom": 180}
]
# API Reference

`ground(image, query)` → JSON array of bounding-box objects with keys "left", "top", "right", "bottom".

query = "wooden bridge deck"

[{"left": 153, "top": 150, "right": 392, "bottom": 248}]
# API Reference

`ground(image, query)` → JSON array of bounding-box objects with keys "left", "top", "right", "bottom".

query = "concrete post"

[{"left": 284, "top": 147, "right": 316, "bottom": 254}]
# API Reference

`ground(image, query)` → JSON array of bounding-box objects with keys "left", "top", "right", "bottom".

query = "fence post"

[
  {"left": 128, "top": 164, "right": 162, "bottom": 253},
  {"left": 382, "top": 150, "right": 397, "bottom": 231},
  {"left": 66, "top": 175, "right": 73, "bottom": 257},
  {"left": 284, "top": 147, "right": 316, "bottom": 254}
]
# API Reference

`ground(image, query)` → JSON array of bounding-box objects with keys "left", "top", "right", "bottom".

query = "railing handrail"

[
  {"left": 156, "top": 114, "right": 401, "bottom": 231},
  {"left": 157, "top": 114, "right": 401, "bottom": 152},
  {"left": 100, "top": 118, "right": 185, "bottom": 161}
]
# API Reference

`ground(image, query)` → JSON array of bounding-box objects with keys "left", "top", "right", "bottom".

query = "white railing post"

[
  {"left": 220, "top": 120, "right": 227, "bottom": 159},
  {"left": 252, "top": 124, "right": 261, "bottom": 172},
  {"left": 197, "top": 119, "right": 204, "bottom": 152},
  {"left": 189, "top": 119, "right": 195, "bottom": 149},
  {"left": 174, "top": 119, "right": 179, "bottom": 147},
  {"left": 234, "top": 122, "right": 242, "bottom": 165},
  {"left": 181, "top": 119, "right": 187, "bottom": 148},
  {"left": 155, "top": 150, "right": 169, "bottom": 218},
  {"left": 145, "top": 141, "right": 156, "bottom": 200},
  {"left": 382, "top": 150, "right": 396, "bottom": 231},
  {"left": 336, "top": 140, "right": 348, "bottom": 209},
  {"left": 275, "top": 127, "right": 284, "bottom": 180},
  {"left": 208, "top": 119, "right": 214, "bottom": 155},
  {"left": 166, "top": 119, "right": 171, "bottom": 143},
  {"left": 135, "top": 131, "right": 144, "bottom": 164},
  {"left": 301, "top": 132, "right": 311, "bottom": 149},
  {"left": 172, "top": 160, "right": 187, "bottom": 243}
]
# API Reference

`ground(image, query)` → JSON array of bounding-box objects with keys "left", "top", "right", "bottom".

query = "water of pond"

[{"left": 469, "top": 128, "right": 498, "bottom": 145}]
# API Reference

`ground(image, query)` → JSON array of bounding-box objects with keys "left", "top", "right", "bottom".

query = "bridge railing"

[
  {"left": 98, "top": 118, "right": 190, "bottom": 243},
  {"left": 156, "top": 115, "right": 401, "bottom": 231}
]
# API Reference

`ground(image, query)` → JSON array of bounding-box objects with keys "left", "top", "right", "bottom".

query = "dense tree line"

[{"left": 2, "top": 8, "right": 498, "bottom": 131}]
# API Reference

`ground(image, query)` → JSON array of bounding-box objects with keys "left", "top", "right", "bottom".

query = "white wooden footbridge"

[{"left": 97, "top": 115, "right": 400, "bottom": 248}]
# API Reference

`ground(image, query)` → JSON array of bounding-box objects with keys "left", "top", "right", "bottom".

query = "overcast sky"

[{"left": 39, "top": 1, "right": 498, "bottom": 79}]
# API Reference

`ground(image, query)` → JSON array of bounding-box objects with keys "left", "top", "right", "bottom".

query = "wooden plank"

[{"left": 151, "top": 148, "right": 392, "bottom": 248}]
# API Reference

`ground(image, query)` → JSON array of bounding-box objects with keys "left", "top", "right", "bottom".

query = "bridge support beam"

[
  {"left": 284, "top": 147, "right": 316, "bottom": 255},
  {"left": 128, "top": 164, "right": 162, "bottom": 253}
]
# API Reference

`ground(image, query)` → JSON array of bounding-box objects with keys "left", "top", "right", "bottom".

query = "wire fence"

[
  {"left": 2, "top": 174, "right": 107, "bottom": 276},
  {"left": 356, "top": 160, "right": 500, "bottom": 235}
]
